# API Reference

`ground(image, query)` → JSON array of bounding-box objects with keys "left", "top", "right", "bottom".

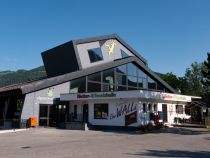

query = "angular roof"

[{"left": 73, "top": 33, "right": 148, "bottom": 66}]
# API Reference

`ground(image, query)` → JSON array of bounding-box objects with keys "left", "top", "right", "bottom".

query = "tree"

[
  {"left": 182, "top": 62, "right": 204, "bottom": 96},
  {"left": 202, "top": 52, "right": 210, "bottom": 86},
  {"left": 160, "top": 72, "right": 181, "bottom": 92}
]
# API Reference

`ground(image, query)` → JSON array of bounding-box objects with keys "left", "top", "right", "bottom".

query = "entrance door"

[
  {"left": 39, "top": 105, "right": 50, "bottom": 126},
  {"left": 83, "top": 104, "right": 88, "bottom": 123},
  {"left": 162, "top": 104, "right": 168, "bottom": 122}
]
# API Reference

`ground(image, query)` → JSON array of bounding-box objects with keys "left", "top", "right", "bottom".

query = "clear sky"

[{"left": 0, "top": 0, "right": 209, "bottom": 76}]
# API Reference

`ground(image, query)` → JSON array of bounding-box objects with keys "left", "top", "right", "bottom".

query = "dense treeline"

[
  {"left": 0, "top": 66, "right": 46, "bottom": 88},
  {"left": 160, "top": 52, "right": 210, "bottom": 106}
]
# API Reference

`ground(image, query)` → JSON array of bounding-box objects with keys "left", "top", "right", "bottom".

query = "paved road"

[{"left": 0, "top": 127, "right": 210, "bottom": 158}]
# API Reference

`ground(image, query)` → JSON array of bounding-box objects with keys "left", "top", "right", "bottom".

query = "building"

[{"left": 0, "top": 34, "right": 200, "bottom": 129}]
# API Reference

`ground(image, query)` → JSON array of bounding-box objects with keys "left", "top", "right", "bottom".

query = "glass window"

[
  {"left": 176, "top": 105, "right": 183, "bottom": 114},
  {"left": 116, "top": 74, "right": 127, "bottom": 85},
  {"left": 128, "top": 76, "right": 137, "bottom": 87},
  {"left": 154, "top": 104, "right": 158, "bottom": 112},
  {"left": 148, "top": 77, "right": 156, "bottom": 90},
  {"left": 70, "top": 77, "right": 86, "bottom": 93},
  {"left": 74, "top": 105, "right": 77, "bottom": 119},
  {"left": 148, "top": 104, "right": 152, "bottom": 112},
  {"left": 116, "top": 64, "right": 126, "bottom": 74},
  {"left": 143, "top": 103, "right": 147, "bottom": 113},
  {"left": 157, "top": 83, "right": 165, "bottom": 91},
  {"left": 88, "top": 82, "right": 101, "bottom": 92},
  {"left": 143, "top": 78, "right": 148, "bottom": 89},
  {"left": 121, "top": 50, "right": 129, "bottom": 58},
  {"left": 103, "top": 69, "right": 114, "bottom": 84},
  {"left": 102, "top": 84, "right": 114, "bottom": 92},
  {"left": 138, "top": 69, "right": 146, "bottom": 78},
  {"left": 94, "top": 104, "right": 108, "bottom": 119},
  {"left": 88, "top": 48, "right": 103, "bottom": 63},
  {"left": 138, "top": 78, "right": 143, "bottom": 88},
  {"left": 128, "top": 87, "right": 137, "bottom": 90},
  {"left": 127, "top": 63, "right": 137, "bottom": 76},
  {"left": 88, "top": 72, "right": 101, "bottom": 82},
  {"left": 116, "top": 85, "right": 127, "bottom": 91}
]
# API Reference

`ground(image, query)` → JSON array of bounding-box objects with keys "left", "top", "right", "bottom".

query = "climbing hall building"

[{"left": 0, "top": 34, "right": 200, "bottom": 129}]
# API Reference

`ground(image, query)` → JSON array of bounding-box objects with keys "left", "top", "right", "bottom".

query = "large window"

[
  {"left": 88, "top": 48, "right": 103, "bottom": 63},
  {"left": 70, "top": 77, "right": 86, "bottom": 93},
  {"left": 127, "top": 63, "right": 137, "bottom": 76},
  {"left": 116, "top": 64, "right": 126, "bottom": 74},
  {"left": 69, "top": 62, "right": 167, "bottom": 93},
  {"left": 103, "top": 69, "right": 114, "bottom": 84},
  {"left": 94, "top": 104, "right": 108, "bottom": 119},
  {"left": 148, "top": 77, "right": 156, "bottom": 90},
  {"left": 176, "top": 105, "right": 183, "bottom": 114},
  {"left": 88, "top": 72, "right": 101, "bottom": 82},
  {"left": 88, "top": 82, "right": 101, "bottom": 92}
]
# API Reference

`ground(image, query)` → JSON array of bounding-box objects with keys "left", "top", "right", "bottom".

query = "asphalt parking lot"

[{"left": 0, "top": 127, "right": 210, "bottom": 158}]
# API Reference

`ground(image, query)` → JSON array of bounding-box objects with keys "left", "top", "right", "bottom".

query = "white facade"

[{"left": 61, "top": 90, "right": 192, "bottom": 127}]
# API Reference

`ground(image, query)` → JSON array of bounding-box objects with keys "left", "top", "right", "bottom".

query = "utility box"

[{"left": 29, "top": 117, "right": 37, "bottom": 127}]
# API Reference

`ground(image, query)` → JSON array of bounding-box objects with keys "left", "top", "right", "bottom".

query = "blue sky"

[{"left": 0, "top": 0, "right": 209, "bottom": 76}]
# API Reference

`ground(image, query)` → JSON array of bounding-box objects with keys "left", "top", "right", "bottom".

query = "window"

[
  {"left": 88, "top": 72, "right": 101, "bottom": 82},
  {"left": 74, "top": 105, "right": 77, "bottom": 119},
  {"left": 94, "top": 104, "right": 108, "bottom": 119},
  {"left": 157, "top": 83, "right": 165, "bottom": 91},
  {"left": 121, "top": 50, "right": 129, "bottom": 58},
  {"left": 116, "top": 64, "right": 126, "bottom": 74},
  {"left": 127, "top": 63, "right": 137, "bottom": 76},
  {"left": 70, "top": 77, "right": 86, "bottom": 93},
  {"left": 103, "top": 69, "right": 114, "bottom": 84},
  {"left": 88, "top": 82, "right": 101, "bottom": 92},
  {"left": 138, "top": 78, "right": 143, "bottom": 88},
  {"left": 176, "top": 105, "right": 183, "bottom": 114},
  {"left": 148, "top": 104, "right": 152, "bottom": 112},
  {"left": 116, "top": 74, "right": 127, "bottom": 85},
  {"left": 148, "top": 77, "right": 156, "bottom": 90},
  {"left": 128, "top": 76, "right": 137, "bottom": 87},
  {"left": 116, "top": 85, "right": 127, "bottom": 91},
  {"left": 88, "top": 48, "right": 103, "bottom": 63},
  {"left": 102, "top": 84, "right": 114, "bottom": 92},
  {"left": 138, "top": 69, "right": 146, "bottom": 78},
  {"left": 143, "top": 103, "right": 147, "bottom": 113},
  {"left": 154, "top": 104, "right": 158, "bottom": 112}
]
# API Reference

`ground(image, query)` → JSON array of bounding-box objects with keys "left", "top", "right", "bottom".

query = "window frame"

[{"left": 94, "top": 103, "right": 109, "bottom": 119}]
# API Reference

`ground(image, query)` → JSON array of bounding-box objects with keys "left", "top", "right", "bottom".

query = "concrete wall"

[
  {"left": 76, "top": 39, "right": 134, "bottom": 69},
  {"left": 21, "top": 82, "right": 70, "bottom": 122}
]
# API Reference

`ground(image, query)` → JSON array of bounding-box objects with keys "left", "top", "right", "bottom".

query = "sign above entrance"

[
  {"left": 77, "top": 92, "right": 116, "bottom": 99},
  {"left": 61, "top": 90, "right": 193, "bottom": 102}
]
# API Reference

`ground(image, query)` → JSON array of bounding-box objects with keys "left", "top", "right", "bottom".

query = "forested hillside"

[{"left": 0, "top": 66, "right": 46, "bottom": 88}]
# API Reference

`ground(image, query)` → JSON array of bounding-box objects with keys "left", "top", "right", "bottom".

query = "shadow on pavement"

[
  {"left": 126, "top": 150, "right": 210, "bottom": 158},
  {"left": 154, "top": 127, "right": 209, "bottom": 135}
]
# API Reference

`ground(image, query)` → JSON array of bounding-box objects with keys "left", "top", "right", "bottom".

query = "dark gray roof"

[
  {"left": 20, "top": 56, "right": 177, "bottom": 94},
  {"left": 73, "top": 33, "right": 148, "bottom": 66}
]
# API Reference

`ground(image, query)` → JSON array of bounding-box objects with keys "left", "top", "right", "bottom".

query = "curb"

[{"left": 0, "top": 128, "right": 29, "bottom": 134}]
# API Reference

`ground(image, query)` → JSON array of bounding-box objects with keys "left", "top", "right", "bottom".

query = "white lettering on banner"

[{"left": 110, "top": 102, "right": 137, "bottom": 120}]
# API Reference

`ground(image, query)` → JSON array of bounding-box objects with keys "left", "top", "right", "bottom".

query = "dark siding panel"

[{"left": 41, "top": 41, "right": 79, "bottom": 77}]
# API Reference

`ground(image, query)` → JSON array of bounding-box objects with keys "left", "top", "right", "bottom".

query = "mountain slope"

[{"left": 0, "top": 66, "right": 47, "bottom": 88}]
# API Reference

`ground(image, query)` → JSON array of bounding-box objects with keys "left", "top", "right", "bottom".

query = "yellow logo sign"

[
  {"left": 47, "top": 89, "right": 53, "bottom": 97},
  {"left": 105, "top": 40, "right": 116, "bottom": 55}
]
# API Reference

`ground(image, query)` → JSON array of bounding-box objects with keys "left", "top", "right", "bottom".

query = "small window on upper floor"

[
  {"left": 121, "top": 50, "right": 129, "bottom": 58},
  {"left": 88, "top": 48, "right": 103, "bottom": 63}
]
